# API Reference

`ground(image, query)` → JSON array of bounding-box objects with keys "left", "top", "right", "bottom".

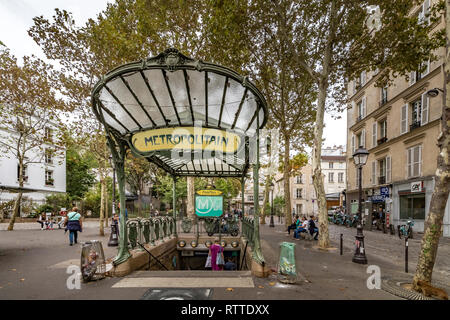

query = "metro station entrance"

[{"left": 91, "top": 48, "right": 268, "bottom": 271}]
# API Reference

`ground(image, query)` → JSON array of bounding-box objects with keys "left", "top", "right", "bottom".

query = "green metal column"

[
  {"left": 173, "top": 176, "right": 177, "bottom": 237},
  {"left": 241, "top": 176, "right": 245, "bottom": 216},
  {"left": 112, "top": 141, "right": 131, "bottom": 265},
  {"left": 252, "top": 109, "right": 265, "bottom": 265}
]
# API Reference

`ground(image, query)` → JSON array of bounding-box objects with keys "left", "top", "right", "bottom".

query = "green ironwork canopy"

[{"left": 91, "top": 48, "right": 268, "bottom": 178}]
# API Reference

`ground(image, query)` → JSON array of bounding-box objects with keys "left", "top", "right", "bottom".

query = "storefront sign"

[
  {"left": 380, "top": 187, "right": 389, "bottom": 196},
  {"left": 411, "top": 181, "right": 423, "bottom": 193},
  {"left": 132, "top": 127, "right": 242, "bottom": 153},
  {"left": 195, "top": 195, "right": 223, "bottom": 217},
  {"left": 369, "top": 194, "right": 387, "bottom": 202}
]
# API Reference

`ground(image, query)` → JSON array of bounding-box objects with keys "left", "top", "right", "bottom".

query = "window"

[
  {"left": 410, "top": 60, "right": 430, "bottom": 86},
  {"left": 296, "top": 175, "right": 303, "bottom": 184},
  {"left": 378, "top": 158, "right": 386, "bottom": 184},
  {"left": 44, "top": 127, "right": 53, "bottom": 143},
  {"left": 376, "top": 119, "right": 387, "bottom": 146},
  {"left": 328, "top": 172, "right": 334, "bottom": 183},
  {"left": 357, "top": 97, "right": 366, "bottom": 120},
  {"left": 418, "top": 0, "right": 431, "bottom": 26},
  {"left": 356, "top": 129, "right": 365, "bottom": 148},
  {"left": 411, "top": 99, "right": 422, "bottom": 126},
  {"left": 296, "top": 189, "right": 303, "bottom": 199},
  {"left": 338, "top": 172, "right": 344, "bottom": 183},
  {"left": 45, "top": 170, "right": 54, "bottom": 186},
  {"left": 380, "top": 87, "right": 388, "bottom": 106},
  {"left": 45, "top": 149, "right": 53, "bottom": 164},
  {"left": 407, "top": 145, "right": 422, "bottom": 178},
  {"left": 400, "top": 194, "right": 425, "bottom": 220},
  {"left": 17, "top": 164, "right": 28, "bottom": 182},
  {"left": 329, "top": 162, "right": 333, "bottom": 169},
  {"left": 248, "top": 195, "right": 254, "bottom": 202},
  {"left": 379, "top": 120, "right": 387, "bottom": 139}
]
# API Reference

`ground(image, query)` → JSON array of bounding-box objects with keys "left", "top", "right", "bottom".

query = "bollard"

[
  {"left": 340, "top": 233, "right": 343, "bottom": 255},
  {"left": 405, "top": 237, "right": 409, "bottom": 273}
]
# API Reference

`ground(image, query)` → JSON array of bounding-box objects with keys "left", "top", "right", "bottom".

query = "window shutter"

[
  {"left": 372, "top": 161, "right": 376, "bottom": 185},
  {"left": 353, "top": 80, "right": 356, "bottom": 94},
  {"left": 351, "top": 134, "right": 355, "bottom": 154},
  {"left": 362, "top": 96, "right": 367, "bottom": 118},
  {"left": 421, "top": 92, "right": 429, "bottom": 125},
  {"left": 409, "top": 71, "right": 416, "bottom": 86},
  {"left": 361, "top": 71, "right": 366, "bottom": 86},
  {"left": 361, "top": 128, "right": 366, "bottom": 148},
  {"left": 401, "top": 104, "right": 408, "bottom": 134},
  {"left": 372, "top": 122, "right": 377, "bottom": 147},
  {"left": 386, "top": 156, "right": 391, "bottom": 183}
]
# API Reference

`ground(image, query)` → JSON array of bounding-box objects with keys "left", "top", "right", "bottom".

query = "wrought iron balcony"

[
  {"left": 379, "top": 99, "right": 388, "bottom": 107},
  {"left": 410, "top": 121, "right": 421, "bottom": 131},
  {"left": 378, "top": 176, "right": 386, "bottom": 185},
  {"left": 377, "top": 137, "right": 388, "bottom": 145}
]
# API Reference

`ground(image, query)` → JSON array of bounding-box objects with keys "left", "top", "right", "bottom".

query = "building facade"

[
  {"left": 0, "top": 123, "right": 66, "bottom": 215},
  {"left": 345, "top": 0, "right": 449, "bottom": 237}
]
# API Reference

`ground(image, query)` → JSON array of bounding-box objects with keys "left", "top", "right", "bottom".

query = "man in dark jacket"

[{"left": 308, "top": 216, "right": 319, "bottom": 240}]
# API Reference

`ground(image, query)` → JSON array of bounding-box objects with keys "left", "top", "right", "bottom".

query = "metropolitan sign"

[
  {"left": 132, "top": 127, "right": 242, "bottom": 153},
  {"left": 195, "top": 195, "right": 223, "bottom": 217}
]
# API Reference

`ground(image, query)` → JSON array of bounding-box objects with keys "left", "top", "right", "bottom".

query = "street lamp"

[
  {"left": 352, "top": 146, "right": 369, "bottom": 264},
  {"left": 269, "top": 181, "right": 275, "bottom": 227}
]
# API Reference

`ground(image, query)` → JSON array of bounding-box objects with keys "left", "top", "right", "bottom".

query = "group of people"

[
  {"left": 204, "top": 239, "right": 237, "bottom": 271},
  {"left": 36, "top": 207, "right": 83, "bottom": 246},
  {"left": 287, "top": 215, "right": 319, "bottom": 240},
  {"left": 36, "top": 214, "right": 65, "bottom": 230}
]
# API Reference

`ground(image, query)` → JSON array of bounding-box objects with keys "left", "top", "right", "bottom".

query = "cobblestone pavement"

[{"left": 327, "top": 224, "right": 450, "bottom": 283}]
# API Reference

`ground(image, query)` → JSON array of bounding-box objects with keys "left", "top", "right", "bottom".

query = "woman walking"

[
  {"left": 209, "top": 239, "right": 224, "bottom": 271},
  {"left": 65, "top": 207, "right": 82, "bottom": 246}
]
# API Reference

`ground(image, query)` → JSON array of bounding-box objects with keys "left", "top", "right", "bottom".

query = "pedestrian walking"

[
  {"left": 37, "top": 214, "right": 45, "bottom": 230},
  {"left": 209, "top": 240, "right": 224, "bottom": 271},
  {"left": 64, "top": 207, "right": 83, "bottom": 246}
]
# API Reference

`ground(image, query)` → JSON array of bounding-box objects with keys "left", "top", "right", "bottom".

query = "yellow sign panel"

[
  {"left": 197, "top": 189, "right": 223, "bottom": 196},
  {"left": 132, "top": 127, "right": 242, "bottom": 153}
]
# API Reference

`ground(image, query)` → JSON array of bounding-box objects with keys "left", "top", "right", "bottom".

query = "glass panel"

[
  {"left": 99, "top": 89, "right": 140, "bottom": 132},
  {"left": 144, "top": 69, "right": 177, "bottom": 125},
  {"left": 100, "top": 108, "right": 127, "bottom": 134},
  {"left": 220, "top": 78, "right": 244, "bottom": 129},
  {"left": 187, "top": 70, "right": 206, "bottom": 125},
  {"left": 399, "top": 196, "right": 411, "bottom": 220},
  {"left": 412, "top": 196, "right": 425, "bottom": 219},
  {"left": 206, "top": 73, "right": 226, "bottom": 127},
  {"left": 166, "top": 70, "right": 191, "bottom": 125},
  {"left": 123, "top": 72, "right": 166, "bottom": 127},
  {"left": 106, "top": 77, "right": 149, "bottom": 128},
  {"left": 235, "top": 93, "right": 257, "bottom": 132}
]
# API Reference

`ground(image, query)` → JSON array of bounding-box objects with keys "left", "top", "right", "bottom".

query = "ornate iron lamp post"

[
  {"left": 269, "top": 181, "right": 275, "bottom": 227},
  {"left": 352, "top": 146, "right": 369, "bottom": 264}
]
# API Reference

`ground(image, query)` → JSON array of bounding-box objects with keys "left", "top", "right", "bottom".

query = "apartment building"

[
  {"left": 0, "top": 123, "right": 66, "bottom": 215},
  {"left": 345, "top": 0, "right": 449, "bottom": 237}
]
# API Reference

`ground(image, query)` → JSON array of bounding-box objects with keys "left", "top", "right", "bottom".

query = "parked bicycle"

[{"left": 398, "top": 219, "right": 414, "bottom": 239}]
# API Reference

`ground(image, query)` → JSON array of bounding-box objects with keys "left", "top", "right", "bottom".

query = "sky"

[{"left": 0, "top": 0, "right": 347, "bottom": 150}]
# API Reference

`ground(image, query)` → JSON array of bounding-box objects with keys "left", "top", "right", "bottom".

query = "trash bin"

[
  {"left": 81, "top": 240, "right": 106, "bottom": 282},
  {"left": 278, "top": 242, "right": 297, "bottom": 284}
]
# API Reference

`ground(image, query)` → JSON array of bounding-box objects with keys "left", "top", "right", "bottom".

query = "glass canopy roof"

[{"left": 91, "top": 48, "right": 268, "bottom": 177}]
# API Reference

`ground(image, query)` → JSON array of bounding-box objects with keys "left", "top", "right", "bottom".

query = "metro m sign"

[{"left": 195, "top": 195, "right": 223, "bottom": 217}]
